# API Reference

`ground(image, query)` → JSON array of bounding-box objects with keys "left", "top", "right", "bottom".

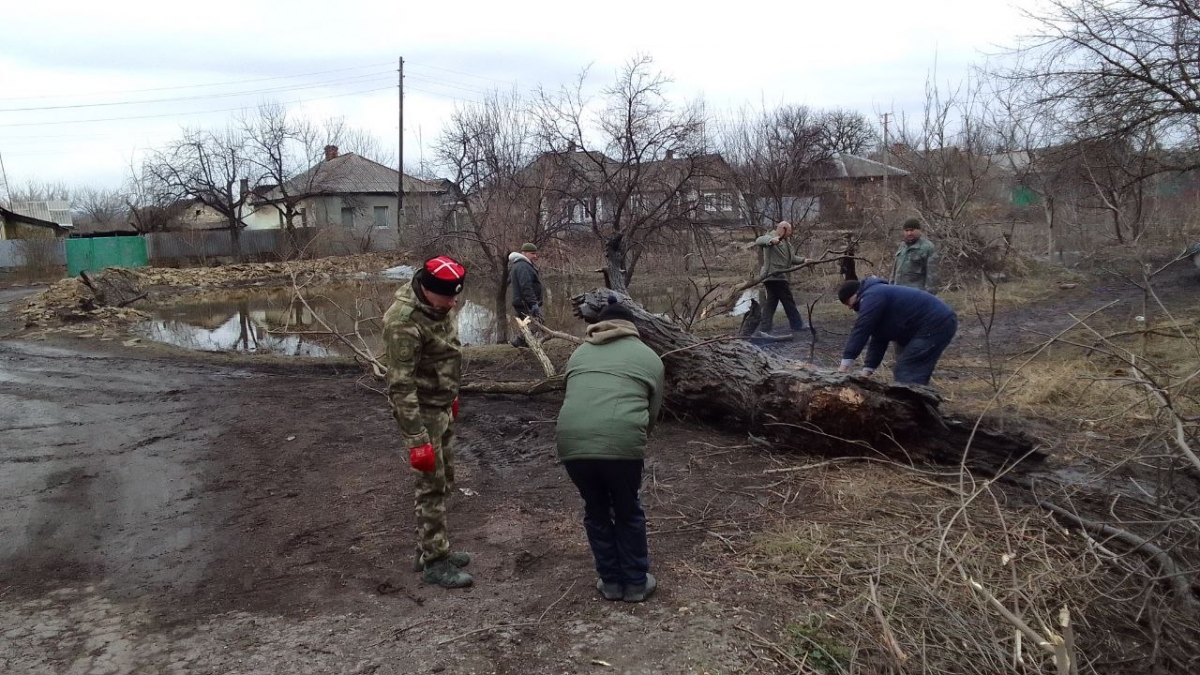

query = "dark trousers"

[
  {"left": 563, "top": 459, "right": 649, "bottom": 586},
  {"left": 758, "top": 280, "right": 805, "bottom": 332},
  {"left": 893, "top": 315, "right": 958, "bottom": 385}
]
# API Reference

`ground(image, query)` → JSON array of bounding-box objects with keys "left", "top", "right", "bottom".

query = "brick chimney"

[
  {"left": 239, "top": 178, "right": 249, "bottom": 197},
  {"left": 324, "top": 145, "right": 339, "bottom": 161},
  {"left": 665, "top": 149, "right": 675, "bottom": 160}
]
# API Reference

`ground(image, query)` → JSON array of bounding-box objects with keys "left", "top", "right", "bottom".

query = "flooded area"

[{"left": 141, "top": 274, "right": 756, "bottom": 357}]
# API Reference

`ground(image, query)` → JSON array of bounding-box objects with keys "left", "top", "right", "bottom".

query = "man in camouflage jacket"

[
  {"left": 383, "top": 255, "right": 473, "bottom": 588},
  {"left": 891, "top": 218, "right": 940, "bottom": 294}
]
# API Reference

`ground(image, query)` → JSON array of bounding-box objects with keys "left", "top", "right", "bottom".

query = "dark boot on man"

[
  {"left": 422, "top": 557, "right": 474, "bottom": 588},
  {"left": 412, "top": 550, "right": 472, "bottom": 572},
  {"left": 596, "top": 579, "right": 623, "bottom": 601},
  {"left": 622, "top": 573, "right": 656, "bottom": 602}
]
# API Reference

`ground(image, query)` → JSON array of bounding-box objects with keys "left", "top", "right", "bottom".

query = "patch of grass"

[{"left": 784, "top": 618, "right": 851, "bottom": 674}]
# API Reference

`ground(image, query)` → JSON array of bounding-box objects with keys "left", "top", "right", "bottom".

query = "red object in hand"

[
  {"left": 452, "top": 397, "right": 460, "bottom": 419},
  {"left": 409, "top": 443, "right": 436, "bottom": 473}
]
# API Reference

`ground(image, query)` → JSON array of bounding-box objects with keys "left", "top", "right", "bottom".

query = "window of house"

[
  {"left": 570, "top": 202, "right": 588, "bottom": 223},
  {"left": 702, "top": 191, "right": 735, "bottom": 213},
  {"left": 340, "top": 207, "right": 355, "bottom": 227},
  {"left": 300, "top": 208, "right": 308, "bottom": 227},
  {"left": 373, "top": 206, "right": 390, "bottom": 228}
]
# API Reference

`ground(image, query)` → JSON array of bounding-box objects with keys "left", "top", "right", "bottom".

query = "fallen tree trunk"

[{"left": 573, "top": 288, "right": 1042, "bottom": 472}]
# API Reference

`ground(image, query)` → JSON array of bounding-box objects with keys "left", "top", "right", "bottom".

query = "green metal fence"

[{"left": 66, "top": 236, "right": 149, "bottom": 277}]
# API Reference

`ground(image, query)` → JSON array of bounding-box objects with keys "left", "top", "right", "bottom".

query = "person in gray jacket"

[
  {"left": 891, "top": 218, "right": 940, "bottom": 294},
  {"left": 508, "top": 243, "right": 544, "bottom": 347},
  {"left": 752, "top": 221, "right": 808, "bottom": 338}
]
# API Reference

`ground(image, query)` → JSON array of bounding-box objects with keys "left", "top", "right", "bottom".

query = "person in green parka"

[
  {"left": 891, "top": 217, "right": 940, "bottom": 294},
  {"left": 556, "top": 296, "right": 665, "bottom": 603}
]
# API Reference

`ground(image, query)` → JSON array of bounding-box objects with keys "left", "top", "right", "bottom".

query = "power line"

[
  {"left": 406, "top": 61, "right": 518, "bottom": 86},
  {"left": 0, "top": 71, "right": 395, "bottom": 112},
  {"left": 0, "top": 61, "right": 394, "bottom": 102},
  {"left": 0, "top": 86, "right": 395, "bottom": 128},
  {"left": 404, "top": 73, "right": 496, "bottom": 97},
  {"left": 405, "top": 85, "right": 485, "bottom": 105}
]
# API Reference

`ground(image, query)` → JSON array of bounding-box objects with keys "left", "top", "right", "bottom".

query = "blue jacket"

[{"left": 841, "top": 277, "right": 957, "bottom": 370}]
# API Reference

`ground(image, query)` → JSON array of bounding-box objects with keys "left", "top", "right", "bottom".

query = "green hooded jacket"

[
  {"left": 382, "top": 279, "right": 462, "bottom": 447},
  {"left": 555, "top": 320, "right": 665, "bottom": 461},
  {"left": 891, "top": 236, "right": 940, "bottom": 293}
]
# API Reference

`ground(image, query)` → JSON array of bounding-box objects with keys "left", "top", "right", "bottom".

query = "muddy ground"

[{"left": 2, "top": 260, "right": 1200, "bottom": 674}]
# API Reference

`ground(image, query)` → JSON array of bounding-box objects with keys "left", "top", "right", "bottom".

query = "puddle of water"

[{"left": 141, "top": 276, "right": 757, "bottom": 357}]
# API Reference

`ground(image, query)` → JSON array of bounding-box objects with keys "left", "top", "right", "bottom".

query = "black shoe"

[
  {"left": 422, "top": 558, "right": 473, "bottom": 588},
  {"left": 622, "top": 573, "right": 656, "bottom": 603}
]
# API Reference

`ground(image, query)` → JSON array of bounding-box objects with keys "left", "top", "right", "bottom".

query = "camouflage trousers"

[{"left": 414, "top": 406, "right": 456, "bottom": 566}]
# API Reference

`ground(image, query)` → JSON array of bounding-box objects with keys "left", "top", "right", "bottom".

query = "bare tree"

[
  {"left": 989, "top": 83, "right": 1073, "bottom": 257},
  {"left": 718, "top": 104, "right": 834, "bottom": 230},
  {"left": 889, "top": 76, "right": 1006, "bottom": 271},
  {"left": 1073, "top": 128, "right": 1162, "bottom": 244},
  {"left": 73, "top": 186, "right": 128, "bottom": 231},
  {"left": 146, "top": 127, "right": 255, "bottom": 260},
  {"left": 531, "top": 55, "right": 709, "bottom": 293},
  {"left": 125, "top": 158, "right": 185, "bottom": 233},
  {"left": 817, "top": 108, "right": 878, "bottom": 156},
  {"left": 336, "top": 122, "right": 396, "bottom": 167},
  {"left": 1008, "top": 0, "right": 1200, "bottom": 151},
  {"left": 435, "top": 90, "right": 563, "bottom": 343},
  {"left": 6, "top": 179, "right": 72, "bottom": 204}
]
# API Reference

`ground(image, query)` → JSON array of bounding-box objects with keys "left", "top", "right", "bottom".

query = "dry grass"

[{"left": 744, "top": 463, "right": 1200, "bottom": 674}]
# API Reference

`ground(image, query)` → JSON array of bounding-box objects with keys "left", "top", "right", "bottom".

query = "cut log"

[{"left": 572, "top": 288, "right": 1042, "bottom": 472}]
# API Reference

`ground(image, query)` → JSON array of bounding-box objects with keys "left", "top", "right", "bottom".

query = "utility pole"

[
  {"left": 880, "top": 112, "right": 892, "bottom": 203},
  {"left": 396, "top": 56, "right": 405, "bottom": 232},
  {"left": 0, "top": 149, "right": 11, "bottom": 208}
]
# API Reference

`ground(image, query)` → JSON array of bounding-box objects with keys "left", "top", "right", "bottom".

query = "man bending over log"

[{"left": 836, "top": 278, "right": 958, "bottom": 386}]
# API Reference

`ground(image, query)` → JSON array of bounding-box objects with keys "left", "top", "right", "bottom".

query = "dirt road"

[
  {"left": 0, "top": 329, "right": 788, "bottom": 673},
  {"left": 4, "top": 261, "right": 1197, "bottom": 674}
]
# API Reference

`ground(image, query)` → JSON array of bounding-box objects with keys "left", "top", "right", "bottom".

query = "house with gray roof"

[
  {"left": 243, "top": 146, "right": 454, "bottom": 231},
  {"left": 805, "top": 153, "right": 909, "bottom": 224}
]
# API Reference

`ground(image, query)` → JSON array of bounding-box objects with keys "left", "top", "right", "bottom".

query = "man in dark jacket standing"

[
  {"left": 508, "top": 243, "right": 544, "bottom": 347},
  {"left": 556, "top": 297, "right": 665, "bottom": 603},
  {"left": 836, "top": 277, "right": 957, "bottom": 385}
]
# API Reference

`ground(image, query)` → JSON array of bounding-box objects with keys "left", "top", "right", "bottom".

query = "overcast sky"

[{"left": 0, "top": 0, "right": 1036, "bottom": 193}]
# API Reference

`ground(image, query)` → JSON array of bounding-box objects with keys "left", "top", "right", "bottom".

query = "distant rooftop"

[{"left": 10, "top": 200, "right": 74, "bottom": 228}]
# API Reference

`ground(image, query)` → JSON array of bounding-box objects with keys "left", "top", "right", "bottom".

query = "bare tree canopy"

[
  {"left": 532, "top": 55, "right": 710, "bottom": 292},
  {"left": 435, "top": 90, "right": 547, "bottom": 342},
  {"left": 1008, "top": 0, "right": 1200, "bottom": 143},
  {"left": 719, "top": 104, "right": 871, "bottom": 228},
  {"left": 73, "top": 186, "right": 128, "bottom": 230},
  {"left": 146, "top": 127, "right": 253, "bottom": 259}
]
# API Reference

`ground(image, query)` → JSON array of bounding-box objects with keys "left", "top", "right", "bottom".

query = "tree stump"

[
  {"left": 572, "top": 288, "right": 1041, "bottom": 472},
  {"left": 79, "top": 268, "right": 147, "bottom": 308}
]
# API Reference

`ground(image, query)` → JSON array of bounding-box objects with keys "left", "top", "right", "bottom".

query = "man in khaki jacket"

[
  {"left": 891, "top": 218, "right": 940, "bottom": 294},
  {"left": 752, "top": 221, "right": 808, "bottom": 338}
]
